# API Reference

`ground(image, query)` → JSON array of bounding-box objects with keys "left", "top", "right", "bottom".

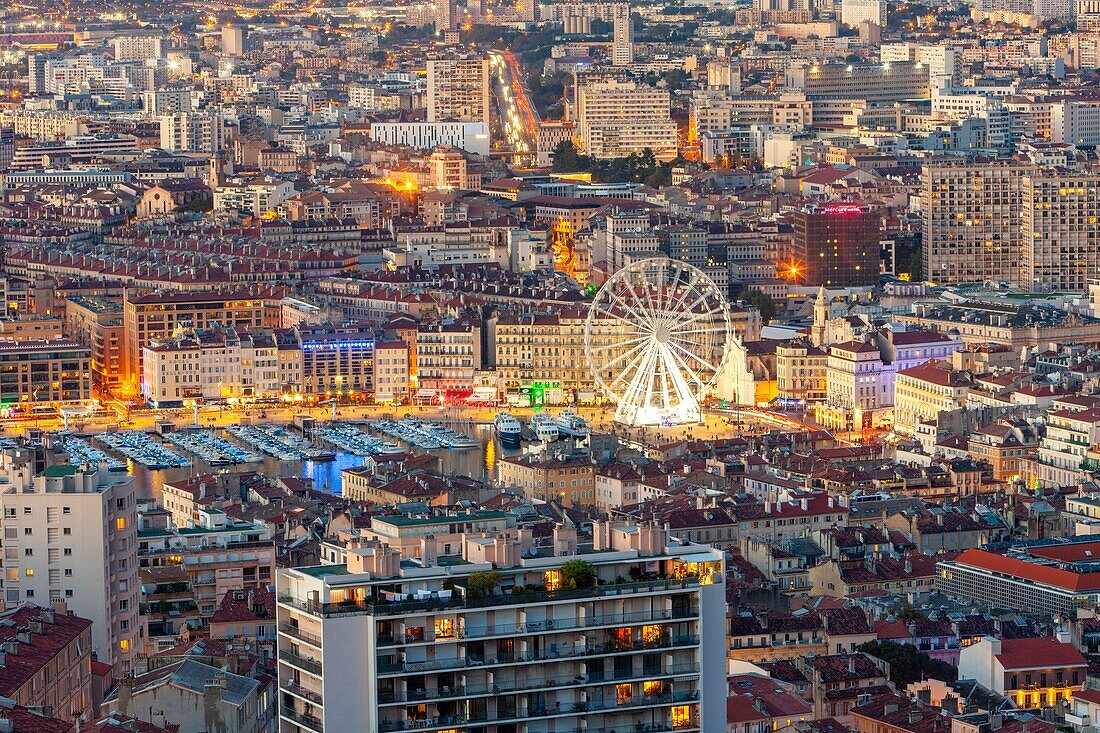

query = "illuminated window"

[
  {"left": 616, "top": 684, "right": 632, "bottom": 703},
  {"left": 24, "top": 569, "right": 32, "bottom": 577},
  {"left": 119, "top": 639, "right": 129, "bottom": 652},
  {"left": 612, "top": 627, "right": 632, "bottom": 650},
  {"left": 544, "top": 570, "right": 562, "bottom": 591},
  {"left": 116, "top": 518, "right": 126, "bottom": 531},
  {"left": 672, "top": 705, "right": 693, "bottom": 728},
  {"left": 643, "top": 680, "right": 664, "bottom": 696},
  {"left": 641, "top": 625, "right": 663, "bottom": 645},
  {"left": 434, "top": 619, "right": 455, "bottom": 639}
]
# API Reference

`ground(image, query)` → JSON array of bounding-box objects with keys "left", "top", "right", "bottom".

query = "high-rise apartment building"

[
  {"left": 111, "top": 35, "right": 164, "bottom": 61},
  {"left": 159, "top": 111, "right": 224, "bottom": 153},
  {"left": 0, "top": 449, "right": 138, "bottom": 674},
  {"left": 435, "top": 0, "right": 456, "bottom": 31},
  {"left": 427, "top": 58, "right": 491, "bottom": 126},
  {"left": 612, "top": 4, "right": 634, "bottom": 66},
  {"left": 276, "top": 520, "right": 726, "bottom": 733},
  {"left": 790, "top": 205, "right": 879, "bottom": 287},
  {"left": 221, "top": 24, "right": 246, "bottom": 55},
  {"left": 921, "top": 162, "right": 1034, "bottom": 285},
  {"left": 577, "top": 80, "right": 678, "bottom": 161},
  {"left": 840, "top": 0, "right": 886, "bottom": 26},
  {"left": 1022, "top": 173, "right": 1100, "bottom": 292}
]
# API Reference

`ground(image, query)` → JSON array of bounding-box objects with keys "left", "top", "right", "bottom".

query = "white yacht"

[
  {"left": 494, "top": 412, "right": 523, "bottom": 448},
  {"left": 530, "top": 413, "right": 560, "bottom": 442}
]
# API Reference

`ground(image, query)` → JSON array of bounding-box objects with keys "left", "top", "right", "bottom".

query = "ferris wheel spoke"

[
  {"left": 593, "top": 338, "right": 652, "bottom": 378},
  {"left": 606, "top": 340, "right": 656, "bottom": 393},
  {"left": 660, "top": 345, "right": 702, "bottom": 408},
  {"left": 673, "top": 306, "right": 727, "bottom": 331},
  {"left": 604, "top": 287, "right": 655, "bottom": 331},
  {"left": 589, "top": 333, "right": 653, "bottom": 353},
  {"left": 667, "top": 287, "right": 715, "bottom": 326},
  {"left": 669, "top": 339, "right": 721, "bottom": 377},
  {"left": 617, "top": 343, "right": 660, "bottom": 412}
]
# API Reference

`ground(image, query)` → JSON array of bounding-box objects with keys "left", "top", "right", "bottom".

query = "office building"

[
  {"left": 790, "top": 205, "right": 879, "bottom": 287},
  {"left": 0, "top": 339, "right": 91, "bottom": 406},
  {"left": 276, "top": 519, "right": 726, "bottom": 733},
  {"left": 0, "top": 449, "right": 138, "bottom": 673},
  {"left": 427, "top": 58, "right": 491, "bottom": 126},
  {"left": 123, "top": 291, "right": 266, "bottom": 394},
  {"left": 937, "top": 539, "right": 1100, "bottom": 617},
  {"left": 298, "top": 326, "right": 376, "bottom": 398},
  {"left": 577, "top": 80, "right": 678, "bottom": 161},
  {"left": 0, "top": 127, "right": 12, "bottom": 171},
  {"left": 612, "top": 4, "right": 634, "bottom": 66},
  {"left": 222, "top": 24, "right": 246, "bottom": 55},
  {"left": 920, "top": 162, "right": 1033, "bottom": 285},
  {"left": 536, "top": 121, "right": 576, "bottom": 166},
  {"left": 785, "top": 61, "right": 930, "bottom": 103}
]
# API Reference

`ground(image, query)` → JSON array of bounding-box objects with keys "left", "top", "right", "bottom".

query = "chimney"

[
  {"left": 28, "top": 621, "right": 42, "bottom": 635},
  {"left": 117, "top": 675, "right": 134, "bottom": 716},
  {"left": 909, "top": 709, "right": 922, "bottom": 724},
  {"left": 15, "top": 630, "right": 30, "bottom": 645},
  {"left": 847, "top": 656, "right": 856, "bottom": 674},
  {"left": 0, "top": 714, "right": 11, "bottom": 733},
  {"left": 991, "top": 714, "right": 1003, "bottom": 731}
]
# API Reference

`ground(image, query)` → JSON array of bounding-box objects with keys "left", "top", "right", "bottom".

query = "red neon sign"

[{"left": 822, "top": 205, "right": 864, "bottom": 215}]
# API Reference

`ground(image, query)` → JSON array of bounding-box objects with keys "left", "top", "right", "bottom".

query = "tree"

[
  {"left": 466, "top": 571, "right": 503, "bottom": 599},
  {"left": 551, "top": 140, "right": 588, "bottom": 173},
  {"left": 859, "top": 640, "right": 958, "bottom": 688},
  {"left": 560, "top": 560, "right": 597, "bottom": 589},
  {"left": 743, "top": 288, "right": 777, "bottom": 324}
]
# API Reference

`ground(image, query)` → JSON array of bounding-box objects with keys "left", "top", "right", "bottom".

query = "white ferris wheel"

[{"left": 584, "top": 258, "right": 734, "bottom": 427}]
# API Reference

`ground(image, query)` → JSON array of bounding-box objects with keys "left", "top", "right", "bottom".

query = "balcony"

[
  {"left": 376, "top": 636, "right": 700, "bottom": 676},
  {"left": 377, "top": 692, "right": 699, "bottom": 731},
  {"left": 279, "top": 577, "right": 703, "bottom": 619},
  {"left": 279, "top": 650, "right": 322, "bottom": 676},
  {"left": 283, "top": 681, "right": 324, "bottom": 706},
  {"left": 279, "top": 624, "right": 323, "bottom": 648},
  {"left": 376, "top": 662, "right": 701, "bottom": 704},
  {"left": 280, "top": 704, "right": 323, "bottom": 732}
]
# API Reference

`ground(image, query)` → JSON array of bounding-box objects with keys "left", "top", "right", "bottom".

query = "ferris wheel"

[{"left": 584, "top": 258, "right": 734, "bottom": 427}]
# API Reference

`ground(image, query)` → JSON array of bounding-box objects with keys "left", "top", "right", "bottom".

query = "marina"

[
  {"left": 169, "top": 430, "right": 264, "bottom": 466},
  {"left": 96, "top": 430, "right": 191, "bottom": 469},
  {"left": 370, "top": 417, "right": 480, "bottom": 451},
  {"left": 224, "top": 424, "right": 336, "bottom": 462},
  {"left": 318, "top": 423, "right": 404, "bottom": 457},
  {"left": 62, "top": 436, "right": 128, "bottom": 472}
]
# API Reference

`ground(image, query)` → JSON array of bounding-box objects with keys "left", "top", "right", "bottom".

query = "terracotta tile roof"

[
  {"left": 0, "top": 605, "right": 92, "bottom": 698},
  {"left": 950, "top": 548, "right": 1100, "bottom": 592},
  {"left": 995, "top": 638, "right": 1086, "bottom": 670},
  {"left": 210, "top": 588, "right": 275, "bottom": 625}
]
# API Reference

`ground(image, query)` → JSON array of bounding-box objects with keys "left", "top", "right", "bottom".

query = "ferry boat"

[
  {"left": 554, "top": 409, "right": 590, "bottom": 439},
  {"left": 530, "top": 413, "right": 560, "bottom": 442},
  {"left": 494, "top": 412, "right": 523, "bottom": 449}
]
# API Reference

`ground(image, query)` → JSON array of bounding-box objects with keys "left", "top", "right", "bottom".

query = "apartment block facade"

[{"left": 276, "top": 521, "right": 727, "bottom": 733}]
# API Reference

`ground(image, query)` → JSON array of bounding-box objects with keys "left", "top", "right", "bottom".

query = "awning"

[
  {"left": 414, "top": 388, "right": 436, "bottom": 399},
  {"left": 472, "top": 387, "right": 496, "bottom": 396}
]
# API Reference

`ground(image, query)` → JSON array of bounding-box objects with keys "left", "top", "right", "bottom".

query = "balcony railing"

[
  {"left": 377, "top": 692, "right": 699, "bottom": 731},
  {"left": 279, "top": 624, "right": 323, "bottom": 648},
  {"left": 279, "top": 650, "right": 322, "bottom": 675},
  {"left": 282, "top": 681, "right": 324, "bottom": 706},
  {"left": 375, "top": 662, "right": 701, "bottom": 704},
  {"left": 279, "top": 578, "right": 702, "bottom": 619},
  {"left": 280, "top": 704, "right": 323, "bottom": 732},
  {"left": 376, "top": 636, "right": 699, "bottom": 676}
]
